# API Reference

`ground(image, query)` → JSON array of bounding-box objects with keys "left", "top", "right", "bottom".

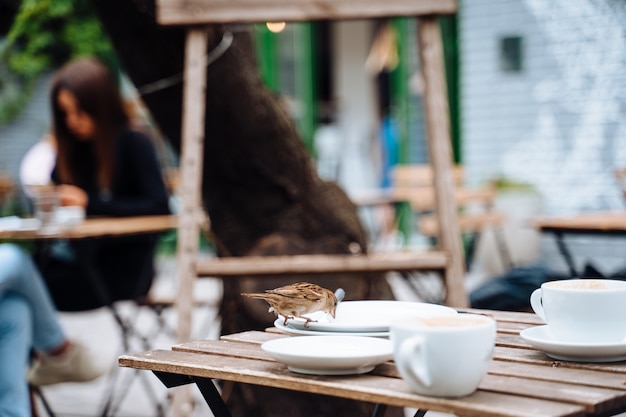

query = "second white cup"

[
  {"left": 390, "top": 313, "right": 495, "bottom": 397},
  {"left": 530, "top": 279, "right": 626, "bottom": 344}
]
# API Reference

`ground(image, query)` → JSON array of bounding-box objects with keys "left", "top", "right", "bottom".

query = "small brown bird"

[{"left": 242, "top": 282, "right": 338, "bottom": 327}]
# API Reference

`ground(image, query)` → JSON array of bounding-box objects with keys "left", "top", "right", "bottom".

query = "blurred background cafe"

[{"left": 2, "top": 0, "right": 626, "bottom": 317}]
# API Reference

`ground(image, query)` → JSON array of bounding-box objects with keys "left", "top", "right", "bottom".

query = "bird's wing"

[{"left": 269, "top": 286, "right": 304, "bottom": 299}]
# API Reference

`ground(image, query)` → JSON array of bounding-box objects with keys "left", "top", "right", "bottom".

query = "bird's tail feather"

[{"left": 241, "top": 293, "right": 266, "bottom": 299}]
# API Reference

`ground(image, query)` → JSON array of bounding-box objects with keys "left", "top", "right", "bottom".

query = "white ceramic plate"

[
  {"left": 274, "top": 319, "right": 389, "bottom": 337},
  {"left": 262, "top": 335, "right": 393, "bottom": 375},
  {"left": 281, "top": 300, "right": 457, "bottom": 333},
  {"left": 520, "top": 325, "right": 626, "bottom": 362}
]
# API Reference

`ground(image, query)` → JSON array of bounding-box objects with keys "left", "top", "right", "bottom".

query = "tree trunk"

[{"left": 92, "top": 1, "right": 401, "bottom": 416}]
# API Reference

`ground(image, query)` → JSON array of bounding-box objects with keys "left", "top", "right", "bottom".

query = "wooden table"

[
  {"left": 534, "top": 211, "right": 626, "bottom": 276},
  {"left": 0, "top": 214, "right": 178, "bottom": 240},
  {"left": 119, "top": 308, "right": 626, "bottom": 417}
]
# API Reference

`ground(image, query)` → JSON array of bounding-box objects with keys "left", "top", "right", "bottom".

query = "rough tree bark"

[{"left": 92, "top": 1, "right": 401, "bottom": 415}]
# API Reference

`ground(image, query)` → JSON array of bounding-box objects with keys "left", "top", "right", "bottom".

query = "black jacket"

[{"left": 37, "top": 129, "right": 171, "bottom": 311}]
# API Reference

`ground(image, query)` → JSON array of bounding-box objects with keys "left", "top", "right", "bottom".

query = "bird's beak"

[{"left": 330, "top": 306, "right": 336, "bottom": 319}]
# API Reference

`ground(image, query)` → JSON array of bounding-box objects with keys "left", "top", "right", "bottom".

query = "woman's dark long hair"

[{"left": 51, "top": 57, "right": 129, "bottom": 191}]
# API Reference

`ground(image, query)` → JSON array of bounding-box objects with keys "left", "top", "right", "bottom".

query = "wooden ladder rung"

[{"left": 195, "top": 251, "right": 448, "bottom": 277}]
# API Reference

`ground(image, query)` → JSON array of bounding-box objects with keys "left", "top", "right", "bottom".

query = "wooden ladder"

[{"left": 156, "top": 0, "right": 466, "bottom": 348}]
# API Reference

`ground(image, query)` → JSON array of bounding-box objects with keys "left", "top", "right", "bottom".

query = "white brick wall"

[
  {"left": 0, "top": 73, "right": 51, "bottom": 186},
  {"left": 460, "top": 0, "right": 626, "bottom": 275}
]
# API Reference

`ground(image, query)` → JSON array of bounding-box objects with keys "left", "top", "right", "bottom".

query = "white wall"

[
  {"left": 461, "top": 0, "right": 626, "bottom": 214},
  {"left": 333, "top": 20, "right": 380, "bottom": 192},
  {"left": 0, "top": 74, "right": 51, "bottom": 185},
  {"left": 461, "top": 0, "right": 626, "bottom": 276}
]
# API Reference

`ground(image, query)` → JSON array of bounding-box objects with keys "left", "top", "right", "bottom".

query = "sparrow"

[{"left": 241, "top": 282, "right": 338, "bottom": 327}]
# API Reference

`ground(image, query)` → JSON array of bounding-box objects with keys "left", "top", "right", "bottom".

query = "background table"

[
  {"left": 0, "top": 215, "right": 178, "bottom": 240},
  {"left": 534, "top": 211, "right": 626, "bottom": 276},
  {"left": 120, "top": 308, "right": 626, "bottom": 417}
]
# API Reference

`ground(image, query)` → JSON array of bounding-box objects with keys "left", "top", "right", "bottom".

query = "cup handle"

[
  {"left": 529, "top": 288, "right": 546, "bottom": 322},
  {"left": 396, "top": 336, "right": 432, "bottom": 388}
]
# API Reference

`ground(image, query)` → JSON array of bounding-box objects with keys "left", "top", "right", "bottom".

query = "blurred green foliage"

[{"left": 0, "top": 0, "right": 118, "bottom": 123}]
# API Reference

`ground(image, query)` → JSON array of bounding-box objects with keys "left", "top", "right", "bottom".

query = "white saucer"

[
  {"left": 282, "top": 300, "right": 457, "bottom": 333},
  {"left": 274, "top": 319, "right": 389, "bottom": 337},
  {"left": 262, "top": 335, "right": 393, "bottom": 375},
  {"left": 520, "top": 325, "right": 626, "bottom": 362}
]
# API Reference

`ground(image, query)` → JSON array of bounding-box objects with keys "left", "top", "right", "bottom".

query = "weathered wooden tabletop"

[
  {"left": 0, "top": 214, "right": 178, "bottom": 240},
  {"left": 119, "top": 308, "right": 626, "bottom": 417}
]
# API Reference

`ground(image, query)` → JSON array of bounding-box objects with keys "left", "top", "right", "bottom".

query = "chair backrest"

[
  {"left": 390, "top": 164, "right": 504, "bottom": 233},
  {"left": 391, "top": 164, "right": 512, "bottom": 269},
  {"left": 391, "top": 164, "right": 497, "bottom": 212}
]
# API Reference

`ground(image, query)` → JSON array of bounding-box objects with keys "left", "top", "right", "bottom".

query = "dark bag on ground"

[
  {"left": 469, "top": 264, "right": 565, "bottom": 312},
  {"left": 470, "top": 261, "right": 626, "bottom": 312}
]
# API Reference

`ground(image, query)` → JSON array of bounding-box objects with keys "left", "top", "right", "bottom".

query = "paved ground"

[{"left": 33, "top": 257, "right": 456, "bottom": 417}]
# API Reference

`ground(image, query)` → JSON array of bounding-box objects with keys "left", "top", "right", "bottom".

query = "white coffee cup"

[
  {"left": 530, "top": 279, "right": 626, "bottom": 344},
  {"left": 390, "top": 313, "right": 496, "bottom": 397}
]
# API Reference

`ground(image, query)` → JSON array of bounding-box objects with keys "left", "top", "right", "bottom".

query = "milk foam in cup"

[
  {"left": 530, "top": 279, "right": 626, "bottom": 344},
  {"left": 390, "top": 313, "right": 496, "bottom": 397}
]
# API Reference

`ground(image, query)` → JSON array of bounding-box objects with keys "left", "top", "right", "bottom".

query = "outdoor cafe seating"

[{"left": 0, "top": 214, "right": 179, "bottom": 417}]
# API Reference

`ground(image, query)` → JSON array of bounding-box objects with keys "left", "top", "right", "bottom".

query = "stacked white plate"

[
  {"left": 273, "top": 300, "right": 458, "bottom": 337},
  {"left": 263, "top": 300, "right": 458, "bottom": 375}
]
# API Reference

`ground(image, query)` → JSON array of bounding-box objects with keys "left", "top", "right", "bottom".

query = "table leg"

[
  {"left": 193, "top": 377, "right": 233, "bottom": 417},
  {"left": 373, "top": 404, "right": 429, "bottom": 417},
  {"left": 553, "top": 232, "right": 579, "bottom": 277},
  {"left": 152, "top": 372, "right": 234, "bottom": 417},
  {"left": 372, "top": 403, "right": 387, "bottom": 417}
]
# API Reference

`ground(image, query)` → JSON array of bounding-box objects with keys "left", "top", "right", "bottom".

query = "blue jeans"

[
  {"left": 0, "top": 244, "right": 66, "bottom": 417},
  {"left": 0, "top": 244, "right": 65, "bottom": 351},
  {"left": 0, "top": 294, "right": 33, "bottom": 417}
]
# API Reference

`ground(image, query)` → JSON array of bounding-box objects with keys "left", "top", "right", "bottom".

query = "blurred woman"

[{"left": 35, "top": 57, "right": 171, "bottom": 311}]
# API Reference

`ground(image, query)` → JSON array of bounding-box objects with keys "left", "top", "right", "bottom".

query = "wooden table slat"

[
  {"left": 479, "top": 373, "right": 626, "bottom": 414},
  {"left": 490, "top": 360, "right": 626, "bottom": 391},
  {"left": 494, "top": 346, "right": 626, "bottom": 373},
  {"left": 459, "top": 308, "right": 544, "bottom": 325}
]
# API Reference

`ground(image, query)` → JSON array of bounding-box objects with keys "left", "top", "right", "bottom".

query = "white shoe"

[{"left": 28, "top": 342, "right": 106, "bottom": 386}]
